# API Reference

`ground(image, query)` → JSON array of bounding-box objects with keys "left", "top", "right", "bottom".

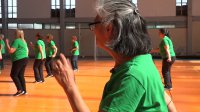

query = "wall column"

[
  {"left": 59, "top": 0, "right": 65, "bottom": 53},
  {"left": 1, "top": 0, "right": 8, "bottom": 38},
  {"left": 186, "top": 0, "right": 193, "bottom": 55}
]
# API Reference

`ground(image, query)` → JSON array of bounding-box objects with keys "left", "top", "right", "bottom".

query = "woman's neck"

[
  {"left": 113, "top": 54, "right": 132, "bottom": 68},
  {"left": 104, "top": 47, "right": 132, "bottom": 68}
]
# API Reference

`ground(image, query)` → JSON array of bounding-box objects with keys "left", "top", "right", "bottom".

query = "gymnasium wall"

[
  {"left": 2, "top": 0, "right": 200, "bottom": 57},
  {"left": 18, "top": 0, "right": 50, "bottom": 18},
  {"left": 76, "top": 0, "right": 96, "bottom": 18},
  {"left": 16, "top": 0, "right": 200, "bottom": 18},
  {"left": 138, "top": 0, "right": 176, "bottom": 17},
  {"left": 192, "top": 0, "right": 200, "bottom": 16},
  {"left": 192, "top": 21, "right": 200, "bottom": 55}
]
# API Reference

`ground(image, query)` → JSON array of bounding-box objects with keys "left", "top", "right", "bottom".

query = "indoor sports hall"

[{"left": 0, "top": 0, "right": 200, "bottom": 112}]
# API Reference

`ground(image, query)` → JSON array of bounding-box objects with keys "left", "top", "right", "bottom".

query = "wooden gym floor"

[{"left": 0, "top": 58, "right": 200, "bottom": 112}]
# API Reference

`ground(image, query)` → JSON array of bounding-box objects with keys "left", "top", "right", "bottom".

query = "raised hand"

[
  {"left": 52, "top": 53, "right": 75, "bottom": 91},
  {"left": 29, "top": 42, "right": 34, "bottom": 47},
  {"left": 5, "top": 39, "right": 9, "bottom": 44}
]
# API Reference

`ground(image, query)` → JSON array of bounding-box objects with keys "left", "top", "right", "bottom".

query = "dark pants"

[
  {"left": 71, "top": 55, "right": 78, "bottom": 70},
  {"left": 0, "top": 54, "right": 5, "bottom": 69},
  {"left": 33, "top": 59, "right": 44, "bottom": 82},
  {"left": 10, "top": 58, "right": 28, "bottom": 92},
  {"left": 45, "top": 57, "right": 53, "bottom": 76},
  {"left": 162, "top": 56, "right": 176, "bottom": 88}
]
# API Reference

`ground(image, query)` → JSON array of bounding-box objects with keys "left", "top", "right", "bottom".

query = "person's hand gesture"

[
  {"left": 52, "top": 54, "right": 56, "bottom": 58},
  {"left": 53, "top": 53, "right": 75, "bottom": 91},
  {"left": 167, "top": 57, "right": 172, "bottom": 62},
  {"left": 29, "top": 42, "right": 34, "bottom": 47},
  {"left": 5, "top": 39, "right": 9, "bottom": 44}
]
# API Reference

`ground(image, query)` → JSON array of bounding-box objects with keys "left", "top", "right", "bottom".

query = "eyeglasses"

[{"left": 88, "top": 21, "right": 102, "bottom": 31}]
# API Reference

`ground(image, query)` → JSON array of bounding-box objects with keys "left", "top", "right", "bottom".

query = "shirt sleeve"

[
  {"left": 163, "top": 38, "right": 169, "bottom": 46},
  {"left": 36, "top": 40, "right": 41, "bottom": 47},
  {"left": 50, "top": 41, "right": 55, "bottom": 47},
  {"left": 100, "top": 75, "right": 145, "bottom": 112},
  {"left": 11, "top": 39, "right": 19, "bottom": 49},
  {"left": 74, "top": 41, "right": 79, "bottom": 48}
]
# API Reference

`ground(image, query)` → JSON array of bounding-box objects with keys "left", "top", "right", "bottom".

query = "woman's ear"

[
  {"left": 106, "top": 23, "right": 113, "bottom": 33},
  {"left": 106, "top": 23, "right": 113, "bottom": 40}
]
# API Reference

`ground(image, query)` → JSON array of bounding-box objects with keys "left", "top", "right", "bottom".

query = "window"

[
  {"left": 8, "top": 0, "right": 17, "bottom": 18},
  {"left": 176, "top": 0, "right": 187, "bottom": 6},
  {"left": 18, "top": 23, "right": 43, "bottom": 29},
  {"left": 66, "top": 0, "right": 75, "bottom": 9},
  {"left": 18, "top": 24, "right": 34, "bottom": 29},
  {"left": 66, "top": 23, "right": 75, "bottom": 29},
  {"left": 8, "top": 23, "right": 17, "bottom": 29},
  {"left": 51, "top": 0, "right": 60, "bottom": 17},
  {"left": 66, "top": 0, "right": 75, "bottom": 17},
  {"left": 155, "top": 25, "right": 175, "bottom": 29},
  {"left": 146, "top": 22, "right": 186, "bottom": 29},
  {"left": 147, "top": 25, "right": 175, "bottom": 29},
  {"left": 44, "top": 24, "right": 51, "bottom": 29},
  {"left": 34, "top": 23, "right": 42, "bottom": 29},
  {"left": 176, "top": 0, "right": 187, "bottom": 16},
  {"left": 44, "top": 24, "right": 60, "bottom": 29},
  {"left": 51, "top": 0, "right": 76, "bottom": 17},
  {"left": 51, "top": 0, "right": 60, "bottom": 9},
  {"left": 131, "top": 0, "right": 137, "bottom": 6},
  {"left": 0, "top": 0, "right": 2, "bottom": 18}
]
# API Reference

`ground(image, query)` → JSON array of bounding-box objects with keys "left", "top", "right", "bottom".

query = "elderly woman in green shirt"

[
  {"left": 6, "top": 29, "right": 29, "bottom": 96},
  {"left": 52, "top": 0, "right": 177, "bottom": 112},
  {"left": 71, "top": 36, "right": 79, "bottom": 71},
  {"left": 45, "top": 34, "right": 57, "bottom": 77},
  {"left": 0, "top": 34, "right": 6, "bottom": 70},
  {"left": 30, "top": 33, "right": 46, "bottom": 83},
  {"left": 159, "top": 28, "right": 176, "bottom": 90}
]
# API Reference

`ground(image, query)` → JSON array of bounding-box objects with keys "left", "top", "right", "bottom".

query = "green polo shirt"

[
  {"left": 11, "top": 38, "right": 28, "bottom": 62},
  {"left": 0, "top": 39, "right": 6, "bottom": 54},
  {"left": 34, "top": 40, "right": 46, "bottom": 59},
  {"left": 47, "top": 40, "right": 56, "bottom": 57},
  {"left": 99, "top": 54, "right": 168, "bottom": 112},
  {"left": 72, "top": 41, "right": 79, "bottom": 55},
  {"left": 159, "top": 36, "right": 176, "bottom": 59}
]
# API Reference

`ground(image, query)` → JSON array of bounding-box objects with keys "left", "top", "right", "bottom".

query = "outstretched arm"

[
  {"left": 53, "top": 53, "right": 90, "bottom": 112},
  {"left": 150, "top": 48, "right": 159, "bottom": 53}
]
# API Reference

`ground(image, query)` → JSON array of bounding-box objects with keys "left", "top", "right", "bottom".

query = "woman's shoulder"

[
  {"left": 37, "top": 40, "right": 45, "bottom": 44},
  {"left": 50, "top": 40, "right": 55, "bottom": 44},
  {"left": 14, "top": 38, "right": 22, "bottom": 42}
]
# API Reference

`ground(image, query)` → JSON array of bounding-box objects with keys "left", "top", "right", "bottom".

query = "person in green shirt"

[
  {"left": 5, "top": 29, "right": 29, "bottom": 96},
  {"left": 71, "top": 36, "right": 79, "bottom": 71},
  {"left": 45, "top": 34, "right": 57, "bottom": 77},
  {"left": 52, "top": 0, "right": 177, "bottom": 112},
  {"left": 30, "top": 33, "right": 46, "bottom": 83},
  {"left": 152, "top": 28, "right": 176, "bottom": 90},
  {"left": 159, "top": 28, "right": 176, "bottom": 90},
  {"left": 0, "top": 34, "right": 6, "bottom": 70}
]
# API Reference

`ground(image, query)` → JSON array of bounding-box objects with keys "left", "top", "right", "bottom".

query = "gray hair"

[
  {"left": 96, "top": 0, "right": 151, "bottom": 56},
  {"left": 96, "top": 0, "right": 135, "bottom": 24},
  {"left": 0, "top": 34, "right": 4, "bottom": 39}
]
